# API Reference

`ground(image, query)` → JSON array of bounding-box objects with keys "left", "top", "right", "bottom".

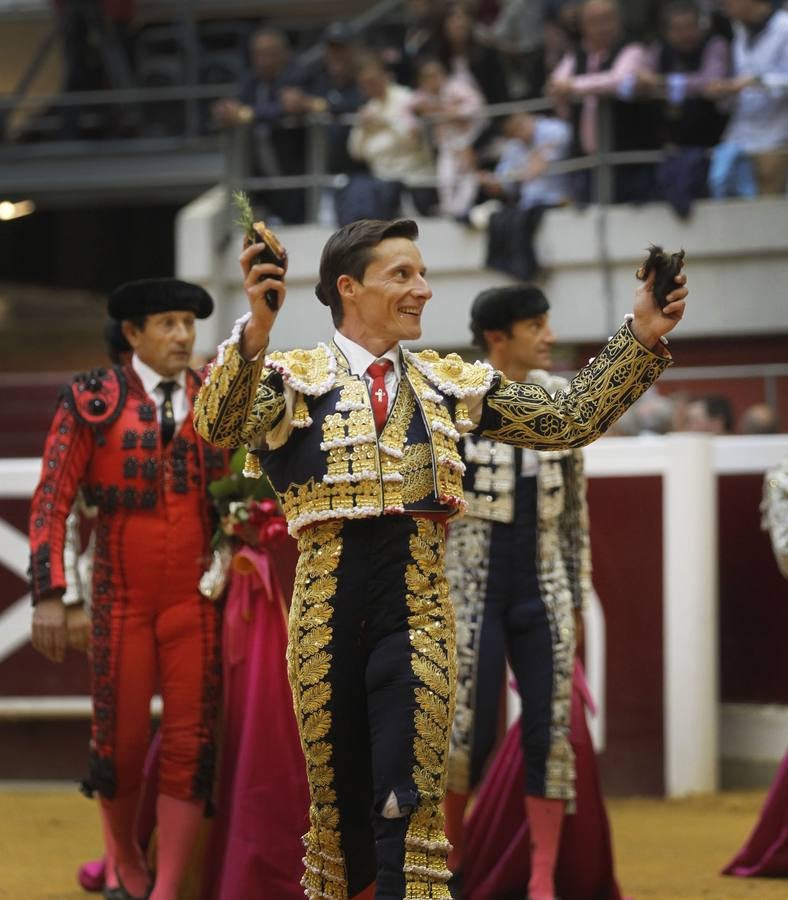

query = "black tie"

[{"left": 158, "top": 380, "right": 178, "bottom": 447}]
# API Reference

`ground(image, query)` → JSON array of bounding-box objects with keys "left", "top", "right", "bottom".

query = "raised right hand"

[
  {"left": 239, "top": 241, "right": 286, "bottom": 359},
  {"left": 31, "top": 595, "right": 67, "bottom": 663}
]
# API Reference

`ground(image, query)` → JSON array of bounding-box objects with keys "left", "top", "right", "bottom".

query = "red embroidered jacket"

[{"left": 29, "top": 364, "right": 228, "bottom": 603}]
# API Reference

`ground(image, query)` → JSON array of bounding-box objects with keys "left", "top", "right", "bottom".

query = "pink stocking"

[
  {"left": 148, "top": 794, "right": 203, "bottom": 900},
  {"left": 101, "top": 794, "right": 149, "bottom": 898},
  {"left": 525, "top": 796, "right": 565, "bottom": 900}
]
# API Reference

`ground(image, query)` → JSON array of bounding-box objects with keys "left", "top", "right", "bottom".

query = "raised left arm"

[{"left": 477, "top": 320, "right": 670, "bottom": 449}]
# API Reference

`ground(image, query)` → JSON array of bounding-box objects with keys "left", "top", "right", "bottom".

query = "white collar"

[
  {"left": 332, "top": 331, "right": 401, "bottom": 380},
  {"left": 131, "top": 354, "right": 187, "bottom": 397}
]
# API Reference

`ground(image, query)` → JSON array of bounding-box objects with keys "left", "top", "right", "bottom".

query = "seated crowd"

[{"left": 210, "top": 0, "right": 787, "bottom": 232}]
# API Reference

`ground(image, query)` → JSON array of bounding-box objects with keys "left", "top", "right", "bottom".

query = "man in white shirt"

[{"left": 195, "top": 217, "right": 688, "bottom": 900}]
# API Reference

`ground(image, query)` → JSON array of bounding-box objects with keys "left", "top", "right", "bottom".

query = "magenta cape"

[
  {"left": 723, "top": 751, "right": 788, "bottom": 878},
  {"left": 461, "top": 660, "right": 626, "bottom": 900},
  {"left": 202, "top": 543, "right": 310, "bottom": 900}
]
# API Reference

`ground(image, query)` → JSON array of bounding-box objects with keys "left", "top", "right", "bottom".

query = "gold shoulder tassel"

[
  {"left": 242, "top": 451, "right": 263, "bottom": 479},
  {"left": 293, "top": 393, "right": 311, "bottom": 428}
]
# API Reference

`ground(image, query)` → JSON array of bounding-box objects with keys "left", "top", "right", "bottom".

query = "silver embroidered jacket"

[{"left": 457, "top": 369, "right": 592, "bottom": 612}]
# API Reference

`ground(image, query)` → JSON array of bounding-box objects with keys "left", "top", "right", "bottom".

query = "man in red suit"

[{"left": 29, "top": 279, "right": 227, "bottom": 900}]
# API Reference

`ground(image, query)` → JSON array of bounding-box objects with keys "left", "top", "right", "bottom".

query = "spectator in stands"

[
  {"left": 738, "top": 402, "right": 780, "bottom": 434},
  {"left": 636, "top": 1, "right": 730, "bottom": 216},
  {"left": 548, "top": 0, "right": 660, "bottom": 204},
  {"left": 434, "top": 1, "right": 510, "bottom": 105},
  {"left": 485, "top": 0, "right": 547, "bottom": 98},
  {"left": 684, "top": 393, "right": 735, "bottom": 433},
  {"left": 545, "top": 0, "right": 584, "bottom": 43},
  {"left": 342, "top": 54, "right": 436, "bottom": 223},
  {"left": 212, "top": 28, "right": 308, "bottom": 224},
  {"left": 303, "top": 24, "right": 365, "bottom": 176},
  {"left": 634, "top": 390, "right": 675, "bottom": 434},
  {"left": 374, "top": 0, "right": 444, "bottom": 87},
  {"left": 521, "top": 9, "right": 578, "bottom": 100},
  {"left": 618, "top": 0, "right": 664, "bottom": 41},
  {"left": 473, "top": 111, "right": 572, "bottom": 279},
  {"left": 411, "top": 57, "right": 486, "bottom": 217},
  {"left": 705, "top": 0, "right": 788, "bottom": 198}
]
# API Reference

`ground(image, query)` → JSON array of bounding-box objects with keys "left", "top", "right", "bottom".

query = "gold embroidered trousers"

[{"left": 287, "top": 516, "right": 456, "bottom": 899}]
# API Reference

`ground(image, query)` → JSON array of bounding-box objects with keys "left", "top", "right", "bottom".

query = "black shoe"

[
  {"left": 114, "top": 868, "right": 152, "bottom": 900},
  {"left": 102, "top": 889, "right": 126, "bottom": 900}
]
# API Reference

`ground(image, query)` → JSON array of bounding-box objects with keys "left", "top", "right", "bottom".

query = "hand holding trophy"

[
  {"left": 636, "top": 245, "right": 686, "bottom": 310},
  {"left": 234, "top": 190, "right": 288, "bottom": 312}
]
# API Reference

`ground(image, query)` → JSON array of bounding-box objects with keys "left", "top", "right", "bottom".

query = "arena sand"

[{"left": 0, "top": 787, "right": 785, "bottom": 899}]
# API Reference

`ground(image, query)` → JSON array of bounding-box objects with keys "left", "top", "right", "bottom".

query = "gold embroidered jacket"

[{"left": 194, "top": 318, "right": 669, "bottom": 535}]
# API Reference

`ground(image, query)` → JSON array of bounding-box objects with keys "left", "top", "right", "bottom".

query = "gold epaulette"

[
  {"left": 404, "top": 349, "right": 494, "bottom": 398},
  {"left": 264, "top": 343, "right": 337, "bottom": 396}
]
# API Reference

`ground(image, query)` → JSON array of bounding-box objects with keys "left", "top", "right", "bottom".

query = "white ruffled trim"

[
  {"left": 403, "top": 349, "right": 494, "bottom": 398},
  {"left": 402, "top": 864, "right": 451, "bottom": 881},
  {"left": 288, "top": 505, "right": 380, "bottom": 536},
  {"left": 301, "top": 873, "right": 343, "bottom": 900},
  {"left": 382, "top": 472, "right": 404, "bottom": 483},
  {"left": 437, "top": 454, "right": 466, "bottom": 474},
  {"left": 431, "top": 420, "right": 460, "bottom": 441},
  {"left": 323, "top": 470, "right": 378, "bottom": 485},
  {"left": 292, "top": 416, "right": 313, "bottom": 429},
  {"left": 406, "top": 836, "right": 453, "bottom": 852},
  {"left": 301, "top": 838, "right": 344, "bottom": 865},
  {"left": 320, "top": 433, "right": 376, "bottom": 451},
  {"left": 302, "top": 861, "right": 345, "bottom": 885},
  {"left": 264, "top": 342, "right": 337, "bottom": 396},
  {"left": 455, "top": 417, "right": 475, "bottom": 432},
  {"left": 203, "top": 311, "right": 252, "bottom": 387},
  {"left": 421, "top": 388, "right": 443, "bottom": 404},
  {"left": 379, "top": 442, "right": 404, "bottom": 459},
  {"left": 384, "top": 505, "right": 406, "bottom": 514},
  {"left": 335, "top": 400, "right": 368, "bottom": 412}
]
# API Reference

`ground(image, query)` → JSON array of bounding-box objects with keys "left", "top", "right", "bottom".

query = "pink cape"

[
  {"left": 723, "top": 751, "right": 788, "bottom": 878},
  {"left": 462, "top": 660, "right": 626, "bottom": 900},
  {"left": 201, "top": 544, "right": 310, "bottom": 900}
]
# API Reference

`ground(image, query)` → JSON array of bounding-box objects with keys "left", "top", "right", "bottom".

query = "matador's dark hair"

[{"left": 315, "top": 218, "right": 419, "bottom": 326}]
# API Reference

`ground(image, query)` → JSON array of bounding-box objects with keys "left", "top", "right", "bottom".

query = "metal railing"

[{"left": 221, "top": 94, "right": 668, "bottom": 220}]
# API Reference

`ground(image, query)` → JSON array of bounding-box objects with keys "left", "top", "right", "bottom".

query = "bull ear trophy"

[
  {"left": 233, "top": 190, "right": 288, "bottom": 312},
  {"left": 636, "top": 245, "right": 686, "bottom": 310}
]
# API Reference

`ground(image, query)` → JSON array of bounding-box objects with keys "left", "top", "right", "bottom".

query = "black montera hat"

[
  {"left": 108, "top": 278, "right": 214, "bottom": 320},
  {"left": 470, "top": 284, "right": 549, "bottom": 345}
]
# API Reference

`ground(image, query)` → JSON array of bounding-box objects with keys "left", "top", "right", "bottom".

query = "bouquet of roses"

[
  {"left": 200, "top": 449, "right": 288, "bottom": 600},
  {"left": 218, "top": 497, "right": 288, "bottom": 548}
]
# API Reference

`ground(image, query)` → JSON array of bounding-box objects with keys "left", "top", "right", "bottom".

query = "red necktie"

[{"left": 367, "top": 359, "right": 393, "bottom": 433}]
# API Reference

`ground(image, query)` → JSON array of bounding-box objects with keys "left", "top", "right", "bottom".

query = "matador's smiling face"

[{"left": 337, "top": 237, "right": 432, "bottom": 350}]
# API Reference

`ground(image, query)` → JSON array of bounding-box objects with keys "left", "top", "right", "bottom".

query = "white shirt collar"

[
  {"left": 131, "top": 354, "right": 186, "bottom": 397},
  {"left": 332, "top": 331, "right": 401, "bottom": 380}
]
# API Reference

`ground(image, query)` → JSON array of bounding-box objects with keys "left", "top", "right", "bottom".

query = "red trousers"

[{"left": 89, "top": 499, "right": 219, "bottom": 802}]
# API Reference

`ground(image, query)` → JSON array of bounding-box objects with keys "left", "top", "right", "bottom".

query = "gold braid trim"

[
  {"left": 481, "top": 323, "right": 669, "bottom": 450},
  {"left": 404, "top": 520, "right": 455, "bottom": 899},
  {"left": 290, "top": 522, "right": 347, "bottom": 900},
  {"left": 194, "top": 341, "right": 285, "bottom": 448}
]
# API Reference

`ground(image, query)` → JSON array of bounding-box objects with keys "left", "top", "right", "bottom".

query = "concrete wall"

[{"left": 176, "top": 190, "right": 788, "bottom": 357}]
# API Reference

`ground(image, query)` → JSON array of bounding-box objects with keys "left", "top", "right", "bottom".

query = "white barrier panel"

[{"left": 2, "top": 434, "right": 788, "bottom": 795}]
